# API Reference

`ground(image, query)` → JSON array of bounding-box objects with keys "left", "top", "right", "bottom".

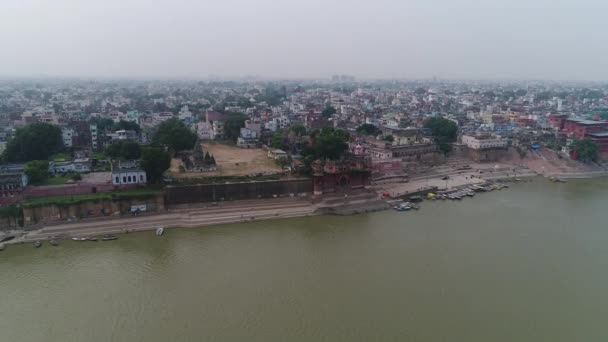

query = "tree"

[
  {"left": 105, "top": 140, "right": 142, "bottom": 160},
  {"left": 303, "top": 127, "right": 350, "bottom": 161},
  {"left": 383, "top": 135, "right": 395, "bottom": 143},
  {"left": 3, "top": 123, "right": 64, "bottom": 162},
  {"left": 357, "top": 124, "right": 381, "bottom": 136},
  {"left": 223, "top": 113, "right": 248, "bottom": 142},
  {"left": 415, "top": 87, "right": 426, "bottom": 95},
  {"left": 24, "top": 160, "right": 49, "bottom": 185},
  {"left": 515, "top": 89, "right": 527, "bottom": 97},
  {"left": 114, "top": 120, "right": 141, "bottom": 133},
  {"left": 289, "top": 125, "right": 307, "bottom": 136},
  {"left": 271, "top": 131, "right": 286, "bottom": 149},
  {"left": 571, "top": 138, "right": 599, "bottom": 162},
  {"left": 322, "top": 106, "right": 337, "bottom": 118},
  {"left": 152, "top": 118, "right": 197, "bottom": 153},
  {"left": 90, "top": 118, "right": 115, "bottom": 132},
  {"left": 140, "top": 147, "right": 171, "bottom": 184},
  {"left": 424, "top": 117, "right": 458, "bottom": 155}
]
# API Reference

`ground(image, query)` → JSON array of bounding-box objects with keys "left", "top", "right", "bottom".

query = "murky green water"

[{"left": 2, "top": 179, "right": 608, "bottom": 341}]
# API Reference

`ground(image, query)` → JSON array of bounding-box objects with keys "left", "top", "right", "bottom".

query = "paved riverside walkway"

[{"left": 21, "top": 197, "right": 317, "bottom": 242}]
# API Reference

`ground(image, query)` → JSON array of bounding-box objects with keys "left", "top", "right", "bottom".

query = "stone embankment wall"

[
  {"left": 22, "top": 195, "right": 165, "bottom": 227},
  {"left": 165, "top": 179, "right": 312, "bottom": 205}
]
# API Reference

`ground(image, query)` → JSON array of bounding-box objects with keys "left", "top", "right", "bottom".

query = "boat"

[
  {"left": 87, "top": 237, "right": 98, "bottom": 242},
  {"left": 155, "top": 227, "right": 164, "bottom": 236},
  {"left": 71, "top": 237, "right": 87, "bottom": 241},
  {"left": 0, "top": 235, "right": 15, "bottom": 243},
  {"left": 408, "top": 195, "right": 423, "bottom": 202},
  {"left": 49, "top": 239, "right": 59, "bottom": 246},
  {"left": 34, "top": 241, "right": 42, "bottom": 248},
  {"left": 0, "top": 244, "right": 4, "bottom": 251},
  {"left": 101, "top": 235, "right": 118, "bottom": 241},
  {"left": 393, "top": 203, "right": 413, "bottom": 211}
]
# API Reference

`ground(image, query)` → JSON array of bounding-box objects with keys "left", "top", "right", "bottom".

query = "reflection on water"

[{"left": 1, "top": 179, "right": 608, "bottom": 341}]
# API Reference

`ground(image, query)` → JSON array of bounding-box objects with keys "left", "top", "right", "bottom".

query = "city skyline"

[{"left": 1, "top": 0, "right": 607, "bottom": 81}]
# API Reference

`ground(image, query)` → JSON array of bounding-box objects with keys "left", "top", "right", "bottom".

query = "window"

[
  {"left": 123, "top": 176, "right": 126, "bottom": 183},
  {"left": 139, "top": 175, "right": 144, "bottom": 182},
  {"left": 115, "top": 177, "right": 119, "bottom": 183},
  {"left": 127, "top": 176, "right": 132, "bottom": 183}
]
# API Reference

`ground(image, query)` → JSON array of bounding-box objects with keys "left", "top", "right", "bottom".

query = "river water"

[{"left": 2, "top": 179, "right": 608, "bottom": 342}]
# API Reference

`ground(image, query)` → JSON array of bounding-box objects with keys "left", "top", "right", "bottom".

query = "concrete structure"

[
  {"left": 268, "top": 149, "right": 288, "bottom": 160},
  {"left": 111, "top": 160, "right": 147, "bottom": 185},
  {"left": 62, "top": 128, "right": 74, "bottom": 148},
  {"left": 49, "top": 159, "right": 92, "bottom": 174},
  {"left": 461, "top": 135, "right": 508, "bottom": 150}
]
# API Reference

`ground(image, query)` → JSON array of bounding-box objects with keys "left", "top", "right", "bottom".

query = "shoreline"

[{"left": 1, "top": 170, "right": 601, "bottom": 248}]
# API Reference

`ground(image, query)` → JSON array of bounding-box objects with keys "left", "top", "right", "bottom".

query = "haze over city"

[{"left": 1, "top": 0, "right": 607, "bottom": 80}]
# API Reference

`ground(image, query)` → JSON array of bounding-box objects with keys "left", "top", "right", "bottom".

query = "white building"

[
  {"left": 178, "top": 105, "right": 193, "bottom": 120},
  {"left": 461, "top": 135, "right": 508, "bottom": 150},
  {"left": 197, "top": 122, "right": 212, "bottom": 140},
  {"left": 62, "top": 128, "right": 74, "bottom": 148},
  {"left": 111, "top": 160, "right": 147, "bottom": 185},
  {"left": 90, "top": 124, "right": 98, "bottom": 150}
]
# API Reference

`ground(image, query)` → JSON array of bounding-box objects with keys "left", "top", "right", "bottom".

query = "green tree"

[
  {"left": 303, "top": 127, "right": 350, "bottom": 161},
  {"left": 3, "top": 123, "right": 63, "bottom": 162},
  {"left": 271, "top": 131, "right": 286, "bottom": 149},
  {"left": 114, "top": 120, "right": 141, "bottom": 133},
  {"left": 140, "top": 147, "right": 171, "bottom": 184},
  {"left": 24, "top": 160, "right": 49, "bottom": 185},
  {"left": 289, "top": 125, "right": 307, "bottom": 136},
  {"left": 571, "top": 138, "right": 599, "bottom": 162},
  {"left": 424, "top": 117, "right": 458, "bottom": 155},
  {"left": 415, "top": 87, "right": 426, "bottom": 95},
  {"left": 105, "top": 140, "right": 142, "bottom": 160},
  {"left": 356, "top": 124, "right": 381, "bottom": 136},
  {"left": 90, "top": 118, "right": 115, "bottom": 132},
  {"left": 383, "top": 135, "right": 395, "bottom": 143},
  {"left": 322, "top": 106, "right": 337, "bottom": 118},
  {"left": 223, "top": 113, "right": 248, "bottom": 142},
  {"left": 152, "top": 118, "right": 197, "bottom": 153}
]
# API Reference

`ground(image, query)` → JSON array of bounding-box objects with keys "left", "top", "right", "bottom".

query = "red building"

[{"left": 563, "top": 119, "right": 608, "bottom": 158}]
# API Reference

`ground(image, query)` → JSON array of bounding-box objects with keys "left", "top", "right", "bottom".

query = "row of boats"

[
  {"left": 30, "top": 227, "right": 165, "bottom": 249},
  {"left": 394, "top": 182, "right": 510, "bottom": 211}
]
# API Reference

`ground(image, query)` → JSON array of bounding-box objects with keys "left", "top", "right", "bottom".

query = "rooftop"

[
  {"left": 587, "top": 131, "right": 608, "bottom": 137},
  {"left": 568, "top": 119, "right": 607, "bottom": 125}
]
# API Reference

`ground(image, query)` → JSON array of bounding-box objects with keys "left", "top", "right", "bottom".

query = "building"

[
  {"left": 0, "top": 170, "right": 28, "bottom": 204},
  {"left": 49, "top": 159, "right": 92, "bottom": 174},
  {"left": 268, "top": 149, "right": 288, "bottom": 160},
  {"left": 90, "top": 124, "right": 98, "bottom": 150},
  {"left": 461, "top": 134, "right": 508, "bottom": 162},
  {"left": 237, "top": 127, "right": 258, "bottom": 148},
  {"left": 111, "top": 160, "right": 147, "bottom": 185},
  {"left": 62, "top": 128, "right": 74, "bottom": 148},
  {"left": 196, "top": 122, "right": 212, "bottom": 140},
  {"left": 106, "top": 130, "right": 138, "bottom": 144}
]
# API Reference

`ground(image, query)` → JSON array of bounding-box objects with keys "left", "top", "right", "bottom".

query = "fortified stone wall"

[
  {"left": 165, "top": 179, "right": 312, "bottom": 205},
  {"left": 22, "top": 195, "right": 165, "bottom": 226}
]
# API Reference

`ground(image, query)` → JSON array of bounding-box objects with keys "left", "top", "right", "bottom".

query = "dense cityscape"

[{"left": 0, "top": 78, "right": 608, "bottom": 226}]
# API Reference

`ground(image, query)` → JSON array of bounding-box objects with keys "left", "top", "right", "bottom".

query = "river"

[{"left": 2, "top": 179, "right": 608, "bottom": 341}]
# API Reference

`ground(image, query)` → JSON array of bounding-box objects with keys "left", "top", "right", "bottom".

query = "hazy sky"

[{"left": 1, "top": 0, "right": 607, "bottom": 80}]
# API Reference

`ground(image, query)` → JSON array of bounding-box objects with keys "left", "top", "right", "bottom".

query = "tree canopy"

[
  {"left": 24, "top": 160, "right": 49, "bottom": 185},
  {"left": 114, "top": 120, "right": 141, "bottom": 133},
  {"left": 152, "top": 118, "right": 197, "bottom": 153},
  {"left": 223, "top": 113, "right": 248, "bottom": 142},
  {"left": 383, "top": 135, "right": 395, "bottom": 143},
  {"left": 303, "top": 127, "right": 349, "bottom": 161},
  {"left": 571, "top": 138, "right": 599, "bottom": 162},
  {"left": 357, "top": 124, "right": 381, "bottom": 136},
  {"left": 3, "top": 123, "right": 64, "bottom": 162},
  {"left": 140, "top": 147, "right": 171, "bottom": 184},
  {"left": 423, "top": 117, "right": 458, "bottom": 155},
  {"left": 105, "top": 140, "right": 142, "bottom": 160},
  {"left": 322, "top": 106, "right": 337, "bottom": 118}
]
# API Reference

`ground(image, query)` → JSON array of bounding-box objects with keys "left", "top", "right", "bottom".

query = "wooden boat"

[
  {"left": 155, "top": 227, "right": 164, "bottom": 236},
  {"left": 101, "top": 235, "right": 118, "bottom": 241},
  {"left": 87, "top": 237, "right": 98, "bottom": 242},
  {"left": 72, "top": 237, "right": 87, "bottom": 241},
  {"left": 49, "top": 239, "right": 59, "bottom": 246},
  {"left": 0, "top": 235, "right": 15, "bottom": 243},
  {"left": 34, "top": 241, "right": 42, "bottom": 248}
]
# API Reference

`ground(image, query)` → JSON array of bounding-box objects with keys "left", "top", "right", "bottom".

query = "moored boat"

[
  {"left": 72, "top": 237, "right": 87, "bottom": 241},
  {"left": 34, "top": 241, "right": 42, "bottom": 248},
  {"left": 87, "top": 237, "right": 98, "bottom": 242},
  {"left": 101, "top": 235, "right": 118, "bottom": 241},
  {"left": 0, "top": 243, "right": 4, "bottom": 251},
  {"left": 156, "top": 227, "right": 164, "bottom": 236},
  {"left": 49, "top": 239, "right": 59, "bottom": 246}
]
